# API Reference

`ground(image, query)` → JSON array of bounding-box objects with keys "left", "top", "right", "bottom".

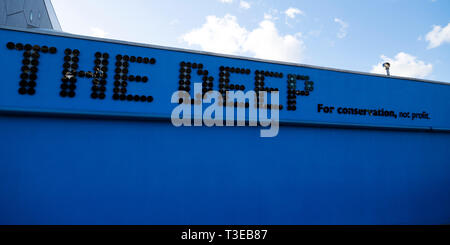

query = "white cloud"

[
  {"left": 181, "top": 15, "right": 247, "bottom": 54},
  {"left": 90, "top": 27, "right": 107, "bottom": 38},
  {"left": 370, "top": 52, "right": 433, "bottom": 78},
  {"left": 334, "top": 18, "right": 349, "bottom": 39},
  {"left": 264, "top": 9, "right": 279, "bottom": 21},
  {"left": 181, "top": 14, "right": 305, "bottom": 63},
  {"left": 239, "top": 0, "right": 250, "bottom": 9},
  {"left": 219, "top": 0, "right": 233, "bottom": 3},
  {"left": 243, "top": 20, "right": 304, "bottom": 62},
  {"left": 425, "top": 23, "right": 450, "bottom": 49},
  {"left": 264, "top": 13, "right": 273, "bottom": 20},
  {"left": 285, "top": 7, "right": 303, "bottom": 19}
]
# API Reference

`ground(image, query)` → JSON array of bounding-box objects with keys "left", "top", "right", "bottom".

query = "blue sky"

[{"left": 51, "top": 0, "right": 450, "bottom": 82}]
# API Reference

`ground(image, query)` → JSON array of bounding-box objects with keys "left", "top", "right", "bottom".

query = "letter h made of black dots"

[
  {"left": 60, "top": 49, "right": 109, "bottom": 99},
  {"left": 112, "top": 55, "right": 155, "bottom": 102},
  {"left": 6, "top": 42, "right": 57, "bottom": 96},
  {"left": 287, "top": 74, "right": 314, "bottom": 111}
]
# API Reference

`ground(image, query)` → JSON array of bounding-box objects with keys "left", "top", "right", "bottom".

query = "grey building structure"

[{"left": 0, "top": 0, "right": 61, "bottom": 31}]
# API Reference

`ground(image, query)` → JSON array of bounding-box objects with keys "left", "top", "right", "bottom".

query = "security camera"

[{"left": 383, "top": 62, "right": 391, "bottom": 76}]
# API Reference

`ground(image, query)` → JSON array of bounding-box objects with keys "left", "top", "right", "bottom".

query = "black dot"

[
  {"left": 41, "top": 46, "right": 49, "bottom": 53},
  {"left": 23, "top": 51, "right": 31, "bottom": 58},
  {"left": 142, "top": 76, "right": 148, "bottom": 83},
  {"left": 6, "top": 42, "right": 15, "bottom": 50},
  {"left": 21, "top": 66, "right": 29, "bottom": 72},
  {"left": 27, "top": 88, "right": 36, "bottom": 95},
  {"left": 15, "top": 43, "right": 24, "bottom": 50},
  {"left": 20, "top": 73, "right": 29, "bottom": 80},
  {"left": 24, "top": 44, "right": 32, "bottom": 50},
  {"left": 68, "top": 91, "right": 75, "bottom": 98},
  {"left": 113, "top": 94, "right": 120, "bottom": 100},
  {"left": 91, "top": 93, "right": 98, "bottom": 99},
  {"left": 150, "top": 58, "right": 156, "bottom": 64},
  {"left": 60, "top": 91, "right": 67, "bottom": 97},
  {"left": 127, "top": 95, "right": 133, "bottom": 101},
  {"left": 64, "top": 49, "right": 72, "bottom": 55},
  {"left": 99, "top": 93, "right": 106, "bottom": 100},
  {"left": 18, "top": 88, "right": 27, "bottom": 95},
  {"left": 49, "top": 47, "right": 57, "bottom": 54},
  {"left": 147, "top": 96, "right": 154, "bottom": 102},
  {"left": 20, "top": 80, "right": 28, "bottom": 87}
]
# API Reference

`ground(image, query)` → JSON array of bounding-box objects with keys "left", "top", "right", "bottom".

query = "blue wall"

[{"left": 0, "top": 115, "right": 449, "bottom": 225}]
